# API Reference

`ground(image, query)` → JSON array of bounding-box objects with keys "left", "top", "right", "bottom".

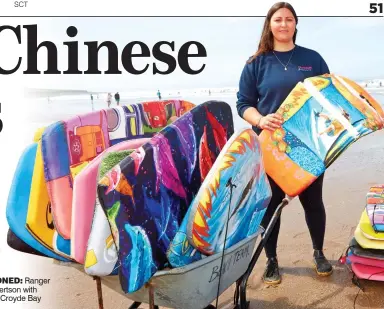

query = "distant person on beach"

[
  {"left": 107, "top": 93, "right": 112, "bottom": 107},
  {"left": 209, "top": 89, "right": 211, "bottom": 96},
  {"left": 236, "top": 2, "right": 332, "bottom": 285},
  {"left": 114, "top": 92, "right": 120, "bottom": 106},
  {"left": 90, "top": 94, "right": 94, "bottom": 111},
  {"left": 157, "top": 90, "right": 162, "bottom": 100}
]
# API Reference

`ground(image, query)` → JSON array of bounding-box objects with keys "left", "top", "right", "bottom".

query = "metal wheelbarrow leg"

[
  {"left": 93, "top": 276, "right": 104, "bottom": 309},
  {"left": 234, "top": 198, "right": 290, "bottom": 309}
]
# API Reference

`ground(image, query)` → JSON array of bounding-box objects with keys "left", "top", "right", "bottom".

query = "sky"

[{"left": 0, "top": 16, "right": 383, "bottom": 92}]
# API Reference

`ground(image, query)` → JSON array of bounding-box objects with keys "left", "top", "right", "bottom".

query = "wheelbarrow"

[
  {"left": 125, "top": 197, "right": 290, "bottom": 309},
  {"left": 55, "top": 197, "right": 290, "bottom": 309}
]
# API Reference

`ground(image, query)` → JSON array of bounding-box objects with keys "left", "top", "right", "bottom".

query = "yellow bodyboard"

[
  {"left": 359, "top": 210, "right": 384, "bottom": 240},
  {"left": 355, "top": 224, "right": 384, "bottom": 250}
]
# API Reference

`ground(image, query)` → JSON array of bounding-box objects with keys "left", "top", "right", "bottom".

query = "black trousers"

[{"left": 260, "top": 173, "right": 326, "bottom": 258}]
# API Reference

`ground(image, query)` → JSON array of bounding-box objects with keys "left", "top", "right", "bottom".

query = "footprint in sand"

[{"left": 293, "top": 232, "right": 306, "bottom": 239}]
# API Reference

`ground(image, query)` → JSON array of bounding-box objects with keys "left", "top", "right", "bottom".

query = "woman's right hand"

[{"left": 259, "top": 113, "right": 284, "bottom": 131}]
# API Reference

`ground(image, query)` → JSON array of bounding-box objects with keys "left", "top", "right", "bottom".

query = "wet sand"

[{"left": 2, "top": 96, "right": 384, "bottom": 309}]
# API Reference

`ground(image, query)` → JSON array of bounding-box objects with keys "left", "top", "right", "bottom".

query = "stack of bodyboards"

[
  {"left": 6, "top": 99, "right": 273, "bottom": 295},
  {"left": 344, "top": 185, "right": 384, "bottom": 281},
  {"left": 6, "top": 73, "right": 384, "bottom": 296}
]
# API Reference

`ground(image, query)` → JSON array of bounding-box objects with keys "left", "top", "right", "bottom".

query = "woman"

[{"left": 236, "top": 2, "right": 333, "bottom": 285}]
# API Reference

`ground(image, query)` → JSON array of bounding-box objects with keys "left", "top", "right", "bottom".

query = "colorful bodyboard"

[
  {"left": 107, "top": 107, "right": 132, "bottom": 143},
  {"left": 351, "top": 263, "right": 384, "bottom": 281},
  {"left": 355, "top": 225, "right": 384, "bottom": 250},
  {"left": 6, "top": 143, "right": 68, "bottom": 261},
  {"left": 71, "top": 138, "right": 150, "bottom": 264},
  {"left": 141, "top": 100, "right": 195, "bottom": 130},
  {"left": 259, "top": 74, "right": 384, "bottom": 197},
  {"left": 42, "top": 101, "right": 195, "bottom": 240},
  {"left": 187, "top": 128, "right": 271, "bottom": 254},
  {"left": 26, "top": 141, "right": 72, "bottom": 259},
  {"left": 366, "top": 192, "right": 384, "bottom": 232},
  {"left": 359, "top": 210, "right": 384, "bottom": 240},
  {"left": 7, "top": 228, "right": 47, "bottom": 258},
  {"left": 107, "top": 105, "right": 145, "bottom": 143},
  {"left": 108, "top": 100, "right": 195, "bottom": 144},
  {"left": 42, "top": 111, "right": 110, "bottom": 239},
  {"left": 366, "top": 209, "right": 384, "bottom": 232},
  {"left": 79, "top": 101, "right": 194, "bottom": 266},
  {"left": 97, "top": 100, "right": 234, "bottom": 292},
  {"left": 167, "top": 129, "right": 272, "bottom": 267},
  {"left": 367, "top": 185, "right": 384, "bottom": 194},
  {"left": 85, "top": 150, "right": 137, "bottom": 276},
  {"left": 348, "top": 253, "right": 384, "bottom": 269},
  {"left": 349, "top": 238, "right": 384, "bottom": 260},
  {"left": 33, "top": 127, "right": 45, "bottom": 142},
  {"left": 366, "top": 192, "right": 384, "bottom": 205}
]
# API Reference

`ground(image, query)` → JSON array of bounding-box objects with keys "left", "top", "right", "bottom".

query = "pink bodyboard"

[
  {"left": 351, "top": 262, "right": 384, "bottom": 281},
  {"left": 43, "top": 110, "right": 110, "bottom": 239},
  {"left": 71, "top": 138, "right": 150, "bottom": 263},
  {"left": 349, "top": 253, "right": 384, "bottom": 269}
]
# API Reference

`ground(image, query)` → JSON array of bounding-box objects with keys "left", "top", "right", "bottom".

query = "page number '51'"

[{"left": 370, "top": 3, "right": 383, "bottom": 13}]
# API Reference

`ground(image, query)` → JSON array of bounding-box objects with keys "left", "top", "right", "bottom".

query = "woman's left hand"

[{"left": 259, "top": 113, "right": 284, "bottom": 131}]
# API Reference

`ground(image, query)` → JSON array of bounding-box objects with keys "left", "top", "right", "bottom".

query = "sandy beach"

[{"left": 1, "top": 93, "right": 384, "bottom": 309}]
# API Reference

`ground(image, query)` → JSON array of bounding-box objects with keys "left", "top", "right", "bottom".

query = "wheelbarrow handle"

[{"left": 236, "top": 197, "right": 291, "bottom": 309}]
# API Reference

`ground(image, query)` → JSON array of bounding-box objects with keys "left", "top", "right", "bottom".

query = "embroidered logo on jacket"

[{"left": 298, "top": 66, "right": 312, "bottom": 71}]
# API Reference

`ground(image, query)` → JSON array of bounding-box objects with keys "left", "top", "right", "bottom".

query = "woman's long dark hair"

[{"left": 247, "top": 2, "right": 298, "bottom": 63}]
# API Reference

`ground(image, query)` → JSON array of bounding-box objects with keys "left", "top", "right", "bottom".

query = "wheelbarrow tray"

[{"left": 55, "top": 228, "right": 262, "bottom": 309}]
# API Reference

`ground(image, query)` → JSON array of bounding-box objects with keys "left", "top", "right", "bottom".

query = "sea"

[{"left": 25, "top": 87, "right": 384, "bottom": 138}]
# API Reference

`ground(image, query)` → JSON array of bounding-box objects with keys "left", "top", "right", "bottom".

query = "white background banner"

[{"left": 0, "top": 0, "right": 383, "bottom": 16}]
